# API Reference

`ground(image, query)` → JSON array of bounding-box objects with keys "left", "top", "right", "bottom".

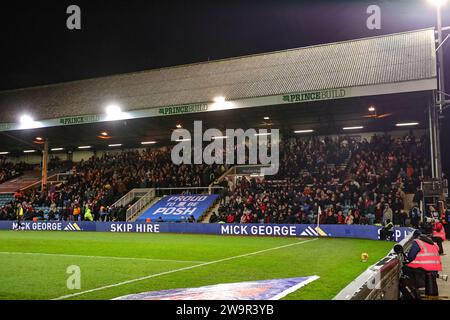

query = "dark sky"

[
  {"left": 1, "top": 0, "right": 450, "bottom": 176},
  {"left": 1, "top": 0, "right": 449, "bottom": 91}
]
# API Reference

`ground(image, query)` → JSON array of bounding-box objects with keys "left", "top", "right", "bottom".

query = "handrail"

[
  {"left": 111, "top": 188, "right": 153, "bottom": 209},
  {"left": 209, "top": 165, "right": 236, "bottom": 187},
  {"left": 156, "top": 186, "right": 224, "bottom": 196},
  {"left": 112, "top": 190, "right": 134, "bottom": 208},
  {"left": 20, "top": 173, "right": 59, "bottom": 191},
  {"left": 126, "top": 189, "right": 156, "bottom": 221}
]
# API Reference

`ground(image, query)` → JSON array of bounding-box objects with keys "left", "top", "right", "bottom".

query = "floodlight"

[
  {"left": 343, "top": 126, "right": 364, "bottom": 130},
  {"left": 294, "top": 130, "right": 314, "bottom": 134},
  {"left": 396, "top": 122, "right": 419, "bottom": 127},
  {"left": 428, "top": 0, "right": 447, "bottom": 7}
]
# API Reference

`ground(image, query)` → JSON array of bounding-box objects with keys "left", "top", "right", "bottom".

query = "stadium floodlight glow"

[
  {"left": 254, "top": 132, "right": 272, "bottom": 136},
  {"left": 396, "top": 122, "right": 419, "bottom": 127},
  {"left": 141, "top": 141, "right": 157, "bottom": 145},
  {"left": 294, "top": 129, "right": 314, "bottom": 134},
  {"left": 211, "top": 96, "right": 233, "bottom": 111},
  {"left": 368, "top": 106, "right": 376, "bottom": 112},
  {"left": 23, "top": 150, "right": 35, "bottom": 153},
  {"left": 343, "top": 126, "right": 364, "bottom": 130},
  {"left": 19, "top": 114, "right": 40, "bottom": 130},
  {"left": 51, "top": 148, "right": 64, "bottom": 151},
  {"left": 105, "top": 104, "right": 129, "bottom": 121},
  {"left": 176, "top": 124, "right": 182, "bottom": 129},
  {"left": 106, "top": 104, "right": 121, "bottom": 115},
  {"left": 35, "top": 137, "right": 43, "bottom": 141},
  {"left": 108, "top": 144, "right": 122, "bottom": 147},
  {"left": 213, "top": 96, "right": 225, "bottom": 104},
  {"left": 0, "top": 151, "right": 9, "bottom": 155},
  {"left": 428, "top": 0, "right": 447, "bottom": 7},
  {"left": 101, "top": 131, "right": 109, "bottom": 136},
  {"left": 78, "top": 146, "right": 92, "bottom": 149},
  {"left": 264, "top": 116, "right": 270, "bottom": 120},
  {"left": 20, "top": 114, "right": 33, "bottom": 124}
]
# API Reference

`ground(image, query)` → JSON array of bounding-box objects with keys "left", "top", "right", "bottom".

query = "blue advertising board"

[
  {"left": 137, "top": 194, "right": 219, "bottom": 222},
  {"left": 0, "top": 220, "right": 96, "bottom": 232},
  {"left": 0, "top": 220, "right": 413, "bottom": 242}
]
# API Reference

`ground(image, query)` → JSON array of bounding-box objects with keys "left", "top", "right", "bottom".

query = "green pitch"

[{"left": 0, "top": 231, "right": 393, "bottom": 300}]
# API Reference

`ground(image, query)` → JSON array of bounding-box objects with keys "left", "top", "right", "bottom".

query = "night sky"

[
  {"left": 1, "top": 0, "right": 449, "bottom": 90},
  {"left": 1, "top": 0, "right": 450, "bottom": 175}
]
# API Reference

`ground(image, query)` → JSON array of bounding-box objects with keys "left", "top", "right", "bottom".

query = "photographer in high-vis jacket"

[{"left": 403, "top": 230, "right": 443, "bottom": 295}]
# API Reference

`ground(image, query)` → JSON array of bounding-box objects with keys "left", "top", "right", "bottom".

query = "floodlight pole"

[
  {"left": 436, "top": 5, "right": 445, "bottom": 114},
  {"left": 41, "top": 139, "right": 48, "bottom": 193},
  {"left": 430, "top": 4, "right": 445, "bottom": 180},
  {"left": 435, "top": 5, "right": 445, "bottom": 181}
]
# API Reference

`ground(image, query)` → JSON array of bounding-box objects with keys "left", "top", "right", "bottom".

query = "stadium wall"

[{"left": 0, "top": 221, "right": 413, "bottom": 241}]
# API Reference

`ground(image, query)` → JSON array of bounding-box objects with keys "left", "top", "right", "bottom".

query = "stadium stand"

[
  {"left": 214, "top": 133, "right": 431, "bottom": 226},
  {"left": 0, "top": 160, "right": 34, "bottom": 184},
  {"left": 0, "top": 133, "right": 430, "bottom": 224},
  {"left": 0, "top": 148, "right": 227, "bottom": 221}
]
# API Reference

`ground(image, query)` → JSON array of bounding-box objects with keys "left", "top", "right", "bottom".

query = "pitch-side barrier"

[{"left": 333, "top": 229, "right": 415, "bottom": 300}]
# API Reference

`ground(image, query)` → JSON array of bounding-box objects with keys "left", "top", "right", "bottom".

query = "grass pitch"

[{"left": 0, "top": 231, "right": 393, "bottom": 300}]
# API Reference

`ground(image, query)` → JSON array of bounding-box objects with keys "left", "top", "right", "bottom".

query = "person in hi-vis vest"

[
  {"left": 403, "top": 230, "right": 442, "bottom": 294},
  {"left": 15, "top": 203, "right": 24, "bottom": 231},
  {"left": 84, "top": 205, "right": 93, "bottom": 222}
]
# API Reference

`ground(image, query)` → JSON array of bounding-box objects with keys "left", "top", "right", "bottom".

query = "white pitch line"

[
  {"left": 0, "top": 251, "right": 206, "bottom": 264},
  {"left": 52, "top": 237, "right": 319, "bottom": 300}
]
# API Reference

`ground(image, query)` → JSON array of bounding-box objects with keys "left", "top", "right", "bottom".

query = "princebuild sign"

[
  {"left": 0, "top": 221, "right": 413, "bottom": 242},
  {"left": 282, "top": 88, "right": 346, "bottom": 103}
]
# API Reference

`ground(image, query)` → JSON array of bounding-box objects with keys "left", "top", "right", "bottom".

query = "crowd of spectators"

[
  {"left": 214, "top": 134, "right": 431, "bottom": 226},
  {"left": 270, "top": 135, "right": 352, "bottom": 181},
  {"left": 0, "top": 160, "right": 34, "bottom": 183},
  {"left": 1, "top": 148, "right": 227, "bottom": 221},
  {"left": 1, "top": 133, "right": 431, "bottom": 225}
]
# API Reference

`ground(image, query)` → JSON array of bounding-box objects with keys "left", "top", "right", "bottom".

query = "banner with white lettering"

[
  {"left": 136, "top": 194, "right": 219, "bottom": 222},
  {"left": 0, "top": 221, "right": 413, "bottom": 242},
  {"left": 0, "top": 221, "right": 96, "bottom": 232}
]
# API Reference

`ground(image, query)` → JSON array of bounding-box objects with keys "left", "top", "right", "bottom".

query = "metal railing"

[
  {"left": 55, "top": 172, "right": 73, "bottom": 182},
  {"left": 111, "top": 188, "right": 154, "bottom": 209},
  {"left": 210, "top": 165, "right": 236, "bottom": 186},
  {"left": 126, "top": 189, "right": 156, "bottom": 222},
  {"left": 155, "top": 186, "right": 224, "bottom": 197}
]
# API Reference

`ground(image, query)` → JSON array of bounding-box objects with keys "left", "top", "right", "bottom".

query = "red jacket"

[{"left": 433, "top": 222, "right": 446, "bottom": 241}]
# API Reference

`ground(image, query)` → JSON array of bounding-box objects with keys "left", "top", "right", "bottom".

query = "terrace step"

[{"left": 201, "top": 200, "right": 221, "bottom": 223}]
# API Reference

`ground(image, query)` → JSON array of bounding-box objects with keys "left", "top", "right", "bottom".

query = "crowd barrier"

[
  {"left": 0, "top": 221, "right": 412, "bottom": 241},
  {"left": 334, "top": 229, "right": 415, "bottom": 300}
]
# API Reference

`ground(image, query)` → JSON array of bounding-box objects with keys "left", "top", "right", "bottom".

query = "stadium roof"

[{"left": 0, "top": 28, "right": 437, "bottom": 131}]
